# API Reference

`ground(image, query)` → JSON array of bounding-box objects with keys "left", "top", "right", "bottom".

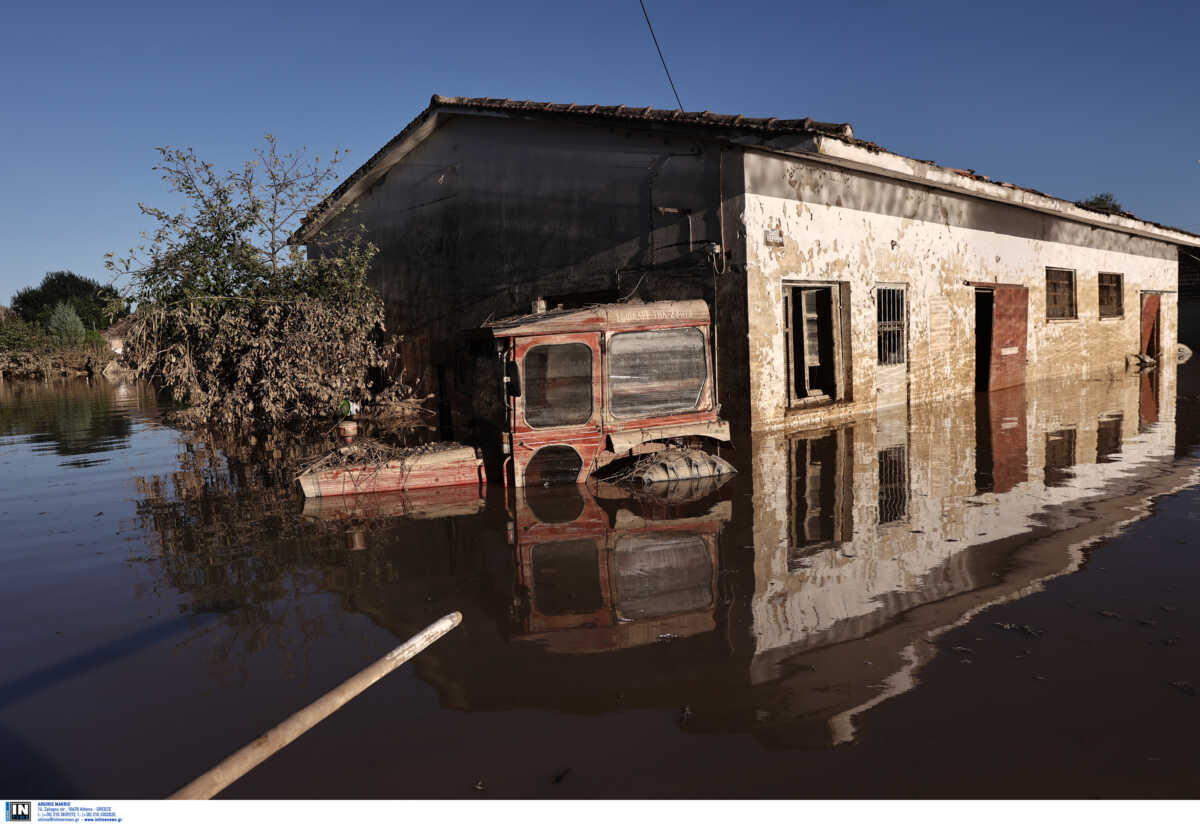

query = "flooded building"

[{"left": 297, "top": 95, "right": 1199, "bottom": 433}]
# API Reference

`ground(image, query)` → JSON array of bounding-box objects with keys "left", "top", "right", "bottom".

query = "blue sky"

[{"left": 2, "top": 0, "right": 1198, "bottom": 303}]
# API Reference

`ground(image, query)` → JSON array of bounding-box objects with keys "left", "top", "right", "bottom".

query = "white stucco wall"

[{"left": 740, "top": 149, "right": 1180, "bottom": 433}]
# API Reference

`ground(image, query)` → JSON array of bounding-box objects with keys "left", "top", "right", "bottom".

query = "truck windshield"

[
  {"left": 608, "top": 327, "right": 707, "bottom": 418},
  {"left": 523, "top": 342, "right": 593, "bottom": 427}
]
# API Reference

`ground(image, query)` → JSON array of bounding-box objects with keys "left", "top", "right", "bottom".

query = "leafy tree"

[
  {"left": 106, "top": 135, "right": 413, "bottom": 428},
  {"left": 11, "top": 271, "right": 127, "bottom": 330},
  {"left": 46, "top": 302, "right": 87, "bottom": 346},
  {"left": 1078, "top": 192, "right": 1123, "bottom": 214},
  {"left": 0, "top": 315, "right": 50, "bottom": 353}
]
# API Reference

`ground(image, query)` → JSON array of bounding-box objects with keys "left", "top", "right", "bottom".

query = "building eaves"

[{"left": 295, "top": 94, "right": 854, "bottom": 240}]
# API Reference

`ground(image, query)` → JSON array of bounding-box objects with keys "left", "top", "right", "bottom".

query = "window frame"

[
  {"left": 1045, "top": 267, "right": 1078, "bottom": 321},
  {"left": 605, "top": 326, "right": 711, "bottom": 421},
  {"left": 876, "top": 285, "right": 907, "bottom": 366},
  {"left": 520, "top": 340, "right": 596, "bottom": 430},
  {"left": 1098, "top": 272, "right": 1124, "bottom": 319},
  {"left": 782, "top": 280, "right": 849, "bottom": 409}
]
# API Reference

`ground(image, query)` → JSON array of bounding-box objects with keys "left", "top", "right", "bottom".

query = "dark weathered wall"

[
  {"left": 1179, "top": 245, "right": 1200, "bottom": 298},
  {"left": 325, "top": 114, "right": 742, "bottom": 436}
]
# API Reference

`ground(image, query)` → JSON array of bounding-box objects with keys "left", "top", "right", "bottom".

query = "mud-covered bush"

[
  {"left": 109, "top": 136, "right": 419, "bottom": 429},
  {"left": 126, "top": 296, "right": 388, "bottom": 427}
]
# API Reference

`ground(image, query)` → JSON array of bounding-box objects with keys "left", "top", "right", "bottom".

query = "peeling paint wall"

[{"left": 740, "top": 149, "right": 1180, "bottom": 432}]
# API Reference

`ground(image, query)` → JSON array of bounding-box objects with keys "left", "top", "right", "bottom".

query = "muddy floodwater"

[{"left": 3, "top": 353, "right": 1200, "bottom": 799}]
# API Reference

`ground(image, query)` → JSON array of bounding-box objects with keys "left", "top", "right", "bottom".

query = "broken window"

[
  {"left": 608, "top": 327, "right": 707, "bottom": 418},
  {"left": 523, "top": 343, "right": 593, "bottom": 428},
  {"left": 876, "top": 287, "right": 906, "bottom": 365},
  {"left": 1099, "top": 273, "right": 1123, "bottom": 318},
  {"left": 1044, "top": 429, "right": 1077, "bottom": 487},
  {"left": 787, "top": 428, "right": 854, "bottom": 570},
  {"left": 784, "top": 285, "right": 841, "bottom": 405},
  {"left": 1045, "top": 268, "right": 1077, "bottom": 320},
  {"left": 877, "top": 445, "right": 908, "bottom": 524}
]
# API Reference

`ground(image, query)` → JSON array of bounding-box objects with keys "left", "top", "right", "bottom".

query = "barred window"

[
  {"left": 1099, "top": 273, "right": 1123, "bottom": 318},
  {"left": 877, "top": 445, "right": 907, "bottom": 524},
  {"left": 1046, "top": 268, "right": 1076, "bottom": 320},
  {"left": 876, "top": 287, "right": 906, "bottom": 365}
]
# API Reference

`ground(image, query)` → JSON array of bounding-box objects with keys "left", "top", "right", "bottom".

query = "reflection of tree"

[
  {"left": 0, "top": 380, "right": 136, "bottom": 458},
  {"left": 129, "top": 429, "right": 504, "bottom": 685}
]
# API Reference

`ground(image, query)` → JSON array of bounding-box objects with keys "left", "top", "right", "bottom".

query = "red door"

[
  {"left": 990, "top": 285, "right": 1028, "bottom": 391},
  {"left": 1140, "top": 293, "right": 1161, "bottom": 358}
]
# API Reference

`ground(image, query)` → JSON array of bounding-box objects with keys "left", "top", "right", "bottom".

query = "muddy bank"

[{"left": 0, "top": 345, "right": 114, "bottom": 381}]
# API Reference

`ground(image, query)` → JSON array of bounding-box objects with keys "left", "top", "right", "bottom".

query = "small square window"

[
  {"left": 1099, "top": 273, "right": 1123, "bottom": 318},
  {"left": 1046, "top": 268, "right": 1076, "bottom": 320}
]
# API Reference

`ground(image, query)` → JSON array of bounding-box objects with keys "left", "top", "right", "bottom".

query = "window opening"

[
  {"left": 1046, "top": 268, "right": 1077, "bottom": 320},
  {"left": 1044, "top": 429, "right": 1077, "bottom": 487},
  {"left": 1096, "top": 414, "right": 1123, "bottom": 463},
  {"left": 1098, "top": 273, "right": 1123, "bottom": 318},
  {"left": 784, "top": 285, "right": 837, "bottom": 404},
  {"left": 787, "top": 429, "right": 854, "bottom": 571},
  {"left": 877, "top": 287, "right": 906, "bottom": 365},
  {"left": 612, "top": 532, "right": 713, "bottom": 619},
  {"left": 523, "top": 343, "right": 593, "bottom": 428},
  {"left": 877, "top": 445, "right": 908, "bottom": 523},
  {"left": 608, "top": 327, "right": 707, "bottom": 419}
]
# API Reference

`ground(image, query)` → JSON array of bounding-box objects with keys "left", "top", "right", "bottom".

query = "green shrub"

[
  {"left": 0, "top": 316, "right": 51, "bottom": 352},
  {"left": 11, "top": 271, "right": 127, "bottom": 330},
  {"left": 47, "top": 302, "right": 87, "bottom": 346}
]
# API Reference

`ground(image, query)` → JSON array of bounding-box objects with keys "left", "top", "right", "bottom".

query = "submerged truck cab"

[{"left": 487, "top": 300, "right": 731, "bottom": 488}]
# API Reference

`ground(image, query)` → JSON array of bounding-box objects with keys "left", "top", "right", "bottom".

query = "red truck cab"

[{"left": 487, "top": 300, "right": 731, "bottom": 488}]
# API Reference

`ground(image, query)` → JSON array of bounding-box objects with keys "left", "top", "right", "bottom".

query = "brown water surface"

[{"left": 2, "top": 358, "right": 1200, "bottom": 799}]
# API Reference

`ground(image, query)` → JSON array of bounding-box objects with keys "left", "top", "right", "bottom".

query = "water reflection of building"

[
  {"left": 128, "top": 361, "right": 1196, "bottom": 751},
  {"left": 738, "top": 361, "right": 1193, "bottom": 743}
]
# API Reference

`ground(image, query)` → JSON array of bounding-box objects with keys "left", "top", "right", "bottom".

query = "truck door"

[{"left": 510, "top": 333, "right": 605, "bottom": 487}]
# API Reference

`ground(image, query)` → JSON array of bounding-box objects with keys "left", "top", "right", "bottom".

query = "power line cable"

[{"left": 638, "top": 0, "right": 684, "bottom": 112}]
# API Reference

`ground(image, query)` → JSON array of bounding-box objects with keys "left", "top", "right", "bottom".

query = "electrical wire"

[{"left": 638, "top": 0, "right": 685, "bottom": 112}]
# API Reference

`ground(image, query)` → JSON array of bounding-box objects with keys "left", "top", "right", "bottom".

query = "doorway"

[
  {"left": 974, "top": 284, "right": 1028, "bottom": 392},
  {"left": 1140, "top": 292, "right": 1161, "bottom": 360},
  {"left": 975, "top": 290, "right": 994, "bottom": 391}
]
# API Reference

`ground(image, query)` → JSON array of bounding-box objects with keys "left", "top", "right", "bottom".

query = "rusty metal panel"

[
  {"left": 1140, "top": 293, "right": 1161, "bottom": 356},
  {"left": 989, "top": 285, "right": 1028, "bottom": 391}
]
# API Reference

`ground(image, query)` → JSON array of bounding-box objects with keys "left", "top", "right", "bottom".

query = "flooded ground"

[{"left": 3, "top": 344, "right": 1200, "bottom": 799}]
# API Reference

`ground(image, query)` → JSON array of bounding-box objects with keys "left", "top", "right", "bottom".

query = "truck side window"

[
  {"left": 523, "top": 343, "right": 593, "bottom": 427},
  {"left": 609, "top": 328, "right": 707, "bottom": 418}
]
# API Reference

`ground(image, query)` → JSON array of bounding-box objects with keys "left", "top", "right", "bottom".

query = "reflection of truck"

[
  {"left": 487, "top": 299, "right": 731, "bottom": 488},
  {"left": 509, "top": 481, "right": 730, "bottom": 653},
  {"left": 299, "top": 299, "right": 732, "bottom": 496}
]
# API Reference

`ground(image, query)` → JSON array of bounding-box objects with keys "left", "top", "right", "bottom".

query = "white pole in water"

[{"left": 170, "top": 611, "right": 463, "bottom": 800}]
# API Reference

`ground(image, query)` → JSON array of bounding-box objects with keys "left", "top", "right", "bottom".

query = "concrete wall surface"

[{"left": 741, "top": 149, "right": 1179, "bottom": 432}]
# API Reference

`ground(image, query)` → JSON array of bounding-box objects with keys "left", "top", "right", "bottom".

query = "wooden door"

[
  {"left": 1140, "top": 293, "right": 1161, "bottom": 358},
  {"left": 989, "top": 285, "right": 1028, "bottom": 391}
]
